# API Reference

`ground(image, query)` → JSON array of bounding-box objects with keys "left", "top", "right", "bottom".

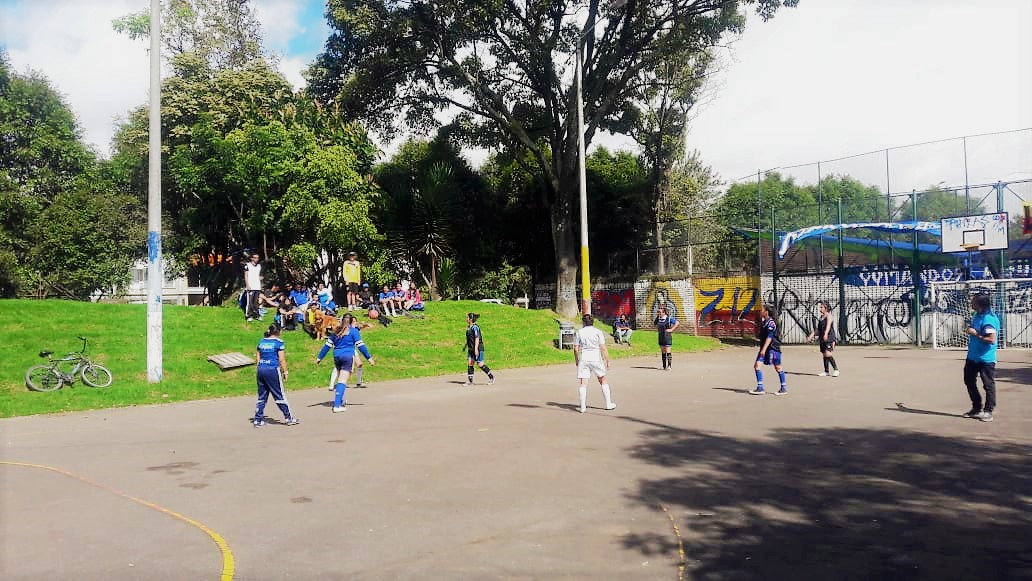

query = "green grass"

[{"left": 0, "top": 300, "right": 720, "bottom": 418}]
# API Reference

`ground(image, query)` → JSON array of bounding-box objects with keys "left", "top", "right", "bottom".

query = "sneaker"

[
  {"left": 284, "top": 417, "right": 300, "bottom": 426},
  {"left": 578, "top": 406, "right": 586, "bottom": 414},
  {"left": 818, "top": 371, "right": 829, "bottom": 377},
  {"left": 466, "top": 380, "right": 474, "bottom": 386},
  {"left": 253, "top": 419, "right": 266, "bottom": 427},
  {"left": 605, "top": 403, "right": 617, "bottom": 410},
  {"left": 978, "top": 411, "right": 994, "bottom": 422},
  {"left": 246, "top": 317, "right": 254, "bottom": 322},
  {"left": 832, "top": 370, "right": 840, "bottom": 377},
  {"left": 355, "top": 382, "right": 365, "bottom": 388},
  {"left": 748, "top": 388, "right": 765, "bottom": 395},
  {"left": 962, "top": 408, "right": 982, "bottom": 418},
  {"left": 332, "top": 406, "right": 346, "bottom": 413},
  {"left": 488, "top": 376, "right": 495, "bottom": 385},
  {"left": 774, "top": 389, "right": 788, "bottom": 396}
]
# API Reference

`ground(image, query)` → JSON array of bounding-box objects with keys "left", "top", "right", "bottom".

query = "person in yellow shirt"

[{"left": 342, "top": 251, "right": 361, "bottom": 311}]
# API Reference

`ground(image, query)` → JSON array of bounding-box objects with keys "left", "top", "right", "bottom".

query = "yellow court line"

[
  {"left": 1, "top": 461, "right": 234, "bottom": 580},
  {"left": 655, "top": 499, "right": 686, "bottom": 581}
]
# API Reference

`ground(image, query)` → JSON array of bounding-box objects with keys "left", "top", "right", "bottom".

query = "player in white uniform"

[{"left": 573, "top": 314, "right": 616, "bottom": 414}]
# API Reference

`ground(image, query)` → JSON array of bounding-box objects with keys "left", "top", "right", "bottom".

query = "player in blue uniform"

[
  {"left": 465, "top": 313, "right": 495, "bottom": 385},
  {"left": 316, "top": 313, "right": 375, "bottom": 412},
  {"left": 750, "top": 304, "right": 787, "bottom": 395},
  {"left": 253, "top": 324, "right": 298, "bottom": 427},
  {"left": 653, "top": 306, "right": 679, "bottom": 370}
]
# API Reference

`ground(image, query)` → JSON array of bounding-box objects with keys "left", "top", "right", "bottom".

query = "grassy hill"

[{"left": 0, "top": 300, "right": 720, "bottom": 418}]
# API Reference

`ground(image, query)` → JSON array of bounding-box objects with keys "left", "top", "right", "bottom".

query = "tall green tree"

[
  {"left": 896, "top": 185, "right": 987, "bottom": 222},
  {"left": 0, "top": 51, "right": 143, "bottom": 298},
  {"left": 307, "top": 0, "right": 796, "bottom": 316},
  {"left": 113, "top": 0, "right": 264, "bottom": 70}
]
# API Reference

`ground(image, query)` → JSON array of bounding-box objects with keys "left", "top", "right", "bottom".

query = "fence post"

[
  {"left": 771, "top": 206, "right": 778, "bottom": 311},
  {"left": 837, "top": 199, "right": 847, "bottom": 341},
  {"left": 996, "top": 181, "right": 1008, "bottom": 346},
  {"left": 912, "top": 190, "right": 922, "bottom": 347}
]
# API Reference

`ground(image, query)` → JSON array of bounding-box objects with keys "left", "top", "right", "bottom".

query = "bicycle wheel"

[
  {"left": 26, "top": 366, "right": 64, "bottom": 392},
  {"left": 81, "top": 364, "right": 113, "bottom": 388}
]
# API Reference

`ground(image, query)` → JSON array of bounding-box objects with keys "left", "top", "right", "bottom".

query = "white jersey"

[{"left": 574, "top": 326, "right": 607, "bottom": 362}]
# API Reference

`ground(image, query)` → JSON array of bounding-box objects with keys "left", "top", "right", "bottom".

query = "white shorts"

[{"left": 577, "top": 360, "right": 607, "bottom": 379}]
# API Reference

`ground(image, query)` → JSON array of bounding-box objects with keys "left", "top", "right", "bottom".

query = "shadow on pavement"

[
  {"left": 710, "top": 387, "right": 754, "bottom": 395},
  {"left": 997, "top": 365, "right": 1032, "bottom": 387},
  {"left": 887, "top": 402, "right": 965, "bottom": 418},
  {"left": 620, "top": 420, "right": 1032, "bottom": 579}
]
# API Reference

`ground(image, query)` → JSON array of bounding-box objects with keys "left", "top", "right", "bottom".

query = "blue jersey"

[
  {"left": 257, "top": 337, "right": 285, "bottom": 369},
  {"left": 291, "top": 289, "right": 310, "bottom": 307},
  {"left": 318, "top": 326, "right": 372, "bottom": 361},
  {"left": 379, "top": 290, "right": 394, "bottom": 301},
  {"left": 967, "top": 311, "right": 999, "bottom": 363},
  {"left": 758, "top": 317, "right": 781, "bottom": 352}
]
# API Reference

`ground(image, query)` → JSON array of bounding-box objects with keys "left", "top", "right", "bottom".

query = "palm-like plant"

[{"left": 387, "top": 162, "right": 456, "bottom": 298}]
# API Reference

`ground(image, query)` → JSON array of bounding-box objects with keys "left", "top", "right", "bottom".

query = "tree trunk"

[
  {"left": 655, "top": 220, "right": 666, "bottom": 275},
  {"left": 551, "top": 173, "right": 580, "bottom": 318}
]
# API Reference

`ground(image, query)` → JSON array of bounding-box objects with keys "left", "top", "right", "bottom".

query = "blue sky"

[{"left": 2, "top": 0, "right": 1030, "bottom": 213}]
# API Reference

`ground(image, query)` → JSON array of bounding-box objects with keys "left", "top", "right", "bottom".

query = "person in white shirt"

[
  {"left": 573, "top": 313, "right": 616, "bottom": 413},
  {"left": 243, "top": 253, "right": 263, "bottom": 321}
]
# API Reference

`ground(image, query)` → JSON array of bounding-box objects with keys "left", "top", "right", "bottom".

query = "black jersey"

[{"left": 816, "top": 315, "right": 837, "bottom": 343}]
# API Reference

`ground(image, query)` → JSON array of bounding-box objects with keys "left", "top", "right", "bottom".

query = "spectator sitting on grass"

[{"left": 613, "top": 315, "right": 633, "bottom": 345}]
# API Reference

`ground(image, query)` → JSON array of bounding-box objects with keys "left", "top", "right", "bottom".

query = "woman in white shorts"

[{"left": 573, "top": 313, "right": 616, "bottom": 413}]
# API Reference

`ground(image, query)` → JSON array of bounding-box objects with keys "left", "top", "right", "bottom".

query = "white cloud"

[{"left": 1, "top": 0, "right": 150, "bottom": 155}]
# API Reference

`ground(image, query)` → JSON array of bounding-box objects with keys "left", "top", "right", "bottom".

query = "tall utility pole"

[{"left": 147, "top": 0, "right": 163, "bottom": 382}]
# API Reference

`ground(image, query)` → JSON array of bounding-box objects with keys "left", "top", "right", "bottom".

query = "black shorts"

[
  {"left": 347, "top": 282, "right": 361, "bottom": 294},
  {"left": 819, "top": 341, "right": 835, "bottom": 353},
  {"left": 658, "top": 333, "right": 672, "bottom": 347}
]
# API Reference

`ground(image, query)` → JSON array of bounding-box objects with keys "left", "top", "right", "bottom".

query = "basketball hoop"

[{"left": 960, "top": 242, "right": 982, "bottom": 252}]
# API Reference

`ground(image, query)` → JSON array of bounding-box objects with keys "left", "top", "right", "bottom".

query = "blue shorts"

[
  {"left": 756, "top": 350, "right": 782, "bottom": 366},
  {"left": 467, "top": 350, "right": 485, "bottom": 363},
  {"left": 333, "top": 353, "right": 355, "bottom": 373}
]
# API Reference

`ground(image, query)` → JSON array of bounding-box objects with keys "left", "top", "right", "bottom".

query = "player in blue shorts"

[
  {"left": 316, "top": 313, "right": 375, "bottom": 413},
  {"left": 465, "top": 312, "right": 495, "bottom": 385},
  {"left": 750, "top": 304, "right": 787, "bottom": 395},
  {"left": 252, "top": 324, "right": 298, "bottom": 427}
]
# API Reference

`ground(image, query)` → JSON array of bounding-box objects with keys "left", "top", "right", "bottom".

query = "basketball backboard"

[{"left": 940, "top": 212, "right": 1009, "bottom": 254}]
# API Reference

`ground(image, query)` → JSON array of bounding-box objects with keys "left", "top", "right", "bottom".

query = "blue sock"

[
  {"left": 755, "top": 369, "right": 763, "bottom": 389},
  {"left": 334, "top": 382, "right": 347, "bottom": 408},
  {"left": 778, "top": 371, "right": 787, "bottom": 389}
]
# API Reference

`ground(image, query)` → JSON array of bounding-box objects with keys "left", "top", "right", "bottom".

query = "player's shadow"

[
  {"left": 546, "top": 401, "right": 584, "bottom": 413},
  {"left": 630, "top": 366, "right": 661, "bottom": 370},
  {"left": 711, "top": 387, "right": 754, "bottom": 395},
  {"left": 446, "top": 380, "right": 470, "bottom": 385},
  {"left": 307, "top": 401, "right": 364, "bottom": 408},
  {"left": 996, "top": 365, "right": 1032, "bottom": 387},
  {"left": 620, "top": 419, "right": 1032, "bottom": 580},
  {"left": 786, "top": 371, "right": 822, "bottom": 376},
  {"left": 886, "top": 402, "right": 964, "bottom": 418},
  {"left": 506, "top": 403, "right": 541, "bottom": 409}
]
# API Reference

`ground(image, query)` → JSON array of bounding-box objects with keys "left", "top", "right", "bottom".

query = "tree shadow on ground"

[
  {"left": 620, "top": 419, "right": 1032, "bottom": 580},
  {"left": 996, "top": 364, "right": 1032, "bottom": 387}
]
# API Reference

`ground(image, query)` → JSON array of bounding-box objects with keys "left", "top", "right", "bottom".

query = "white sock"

[
  {"left": 601, "top": 383, "right": 613, "bottom": 407},
  {"left": 578, "top": 386, "right": 587, "bottom": 412},
  {"left": 328, "top": 368, "right": 337, "bottom": 390}
]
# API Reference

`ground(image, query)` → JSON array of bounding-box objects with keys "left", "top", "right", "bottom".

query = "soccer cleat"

[
  {"left": 818, "top": 371, "right": 829, "bottom": 377},
  {"left": 832, "top": 370, "right": 840, "bottom": 377},
  {"left": 332, "top": 406, "right": 346, "bottom": 413},
  {"left": 284, "top": 417, "right": 300, "bottom": 426},
  {"left": 466, "top": 380, "right": 474, "bottom": 386},
  {"left": 962, "top": 408, "right": 982, "bottom": 418},
  {"left": 978, "top": 411, "right": 994, "bottom": 422},
  {"left": 579, "top": 406, "right": 586, "bottom": 414},
  {"left": 605, "top": 403, "right": 617, "bottom": 410},
  {"left": 748, "top": 388, "right": 765, "bottom": 395},
  {"left": 774, "top": 389, "right": 788, "bottom": 396},
  {"left": 253, "top": 419, "right": 266, "bottom": 427},
  {"left": 488, "top": 376, "right": 495, "bottom": 385}
]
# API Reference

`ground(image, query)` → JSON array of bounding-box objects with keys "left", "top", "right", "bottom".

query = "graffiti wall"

[
  {"left": 694, "top": 276, "right": 761, "bottom": 339},
  {"left": 634, "top": 279, "right": 695, "bottom": 333}
]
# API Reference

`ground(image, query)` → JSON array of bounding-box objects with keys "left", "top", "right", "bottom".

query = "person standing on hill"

[
  {"left": 243, "top": 253, "right": 263, "bottom": 321},
  {"left": 653, "top": 306, "right": 679, "bottom": 370},
  {"left": 962, "top": 293, "right": 999, "bottom": 422},
  {"left": 465, "top": 313, "right": 496, "bottom": 386},
  {"left": 574, "top": 314, "right": 616, "bottom": 413},
  {"left": 343, "top": 252, "right": 361, "bottom": 311},
  {"left": 252, "top": 324, "right": 298, "bottom": 427}
]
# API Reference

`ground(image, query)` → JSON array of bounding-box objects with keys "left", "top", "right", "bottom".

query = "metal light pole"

[
  {"left": 576, "top": 40, "right": 590, "bottom": 315},
  {"left": 147, "top": 0, "right": 163, "bottom": 382}
]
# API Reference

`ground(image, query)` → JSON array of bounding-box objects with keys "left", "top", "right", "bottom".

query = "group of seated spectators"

[{"left": 242, "top": 279, "right": 426, "bottom": 333}]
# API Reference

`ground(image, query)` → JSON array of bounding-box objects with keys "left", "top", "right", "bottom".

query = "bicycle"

[{"left": 25, "top": 336, "right": 114, "bottom": 392}]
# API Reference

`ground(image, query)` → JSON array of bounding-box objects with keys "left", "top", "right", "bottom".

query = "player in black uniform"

[
  {"left": 806, "top": 301, "right": 840, "bottom": 377},
  {"left": 465, "top": 313, "right": 496, "bottom": 386}
]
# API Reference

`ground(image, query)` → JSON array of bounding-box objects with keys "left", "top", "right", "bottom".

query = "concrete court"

[{"left": 1, "top": 345, "right": 1030, "bottom": 580}]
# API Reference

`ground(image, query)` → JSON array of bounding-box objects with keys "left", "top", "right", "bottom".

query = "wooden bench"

[{"left": 207, "top": 352, "right": 255, "bottom": 370}]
